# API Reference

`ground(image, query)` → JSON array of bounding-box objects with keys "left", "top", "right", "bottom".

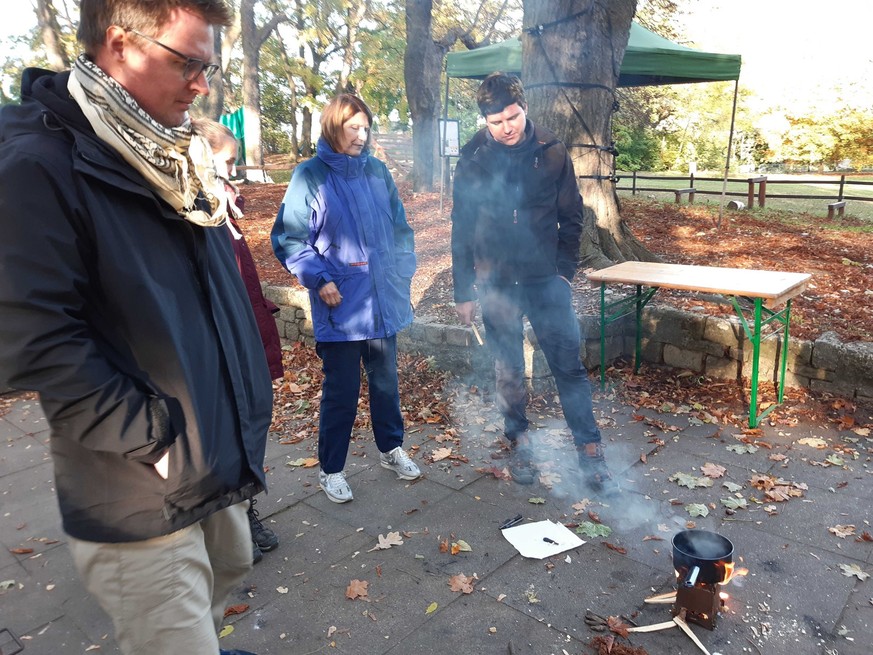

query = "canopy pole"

[
  {"left": 717, "top": 79, "right": 739, "bottom": 229},
  {"left": 440, "top": 72, "right": 450, "bottom": 216}
]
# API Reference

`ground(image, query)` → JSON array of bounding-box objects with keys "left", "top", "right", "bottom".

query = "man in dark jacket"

[
  {"left": 451, "top": 72, "right": 617, "bottom": 495},
  {"left": 0, "top": 1, "right": 270, "bottom": 653}
]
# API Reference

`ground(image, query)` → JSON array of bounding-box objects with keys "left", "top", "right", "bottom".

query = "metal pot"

[{"left": 672, "top": 530, "right": 734, "bottom": 586}]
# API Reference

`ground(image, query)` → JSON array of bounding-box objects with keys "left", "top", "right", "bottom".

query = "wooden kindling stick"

[
  {"left": 673, "top": 611, "right": 712, "bottom": 655},
  {"left": 470, "top": 323, "right": 484, "bottom": 346},
  {"left": 626, "top": 620, "right": 677, "bottom": 633},
  {"left": 644, "top": 591, "right": 677, "bottom": 604}
]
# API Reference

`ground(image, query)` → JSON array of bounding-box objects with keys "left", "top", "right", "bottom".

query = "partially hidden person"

[
  {"left": 194, "top": 118, "right": 282, "bottom": 565},
  {"left": 450, "top": 72, "right": 619, "bottom": 495},
  {"left": 0, "top": 1, "right": 271, "bottom": 654},
  {"left": 272, "top": 94, "right": 420, "bottom": 504}
]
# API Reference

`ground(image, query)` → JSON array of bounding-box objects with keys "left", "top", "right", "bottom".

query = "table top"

[{"left": 586, "top": 261, "right": 811, "bottom": 309}]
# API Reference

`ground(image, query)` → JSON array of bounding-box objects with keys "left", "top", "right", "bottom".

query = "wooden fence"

[{"left": 618, "top": 172, "right": 873, "bottom": 207}]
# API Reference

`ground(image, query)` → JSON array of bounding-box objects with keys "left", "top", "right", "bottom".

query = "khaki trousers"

[{"left": 69, "top": 501, "right": 252, "bottom": 655}]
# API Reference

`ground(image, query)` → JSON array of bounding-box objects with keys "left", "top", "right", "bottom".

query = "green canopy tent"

[
  {"left": 445, "top": 22, "right": 741, "bottom": 85},
  {"left": 442, "top": 22, "right": 742, "bottom": 217}
]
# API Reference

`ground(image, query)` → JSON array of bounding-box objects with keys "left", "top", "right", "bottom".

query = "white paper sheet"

[{"left": 501, "top": 519, "right": 586, "bottom": 559}]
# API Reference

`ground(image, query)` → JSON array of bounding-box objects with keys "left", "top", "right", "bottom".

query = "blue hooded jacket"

[{"left": 272, "top": 138, "right": 415, "bottom": 342}]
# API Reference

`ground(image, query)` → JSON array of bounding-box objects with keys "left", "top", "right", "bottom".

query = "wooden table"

[{"left": 586, "top": 262, "right": 811, "bottom": 427}]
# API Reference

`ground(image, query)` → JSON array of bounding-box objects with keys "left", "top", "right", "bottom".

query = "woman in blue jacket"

[{"left": 272, "top": 94, "right": 419, "bottom": 503}]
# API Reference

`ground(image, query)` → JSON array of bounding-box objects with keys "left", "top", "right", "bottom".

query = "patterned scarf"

[{"left": 67, "top": 54, "right": 228, "bottom": 227}]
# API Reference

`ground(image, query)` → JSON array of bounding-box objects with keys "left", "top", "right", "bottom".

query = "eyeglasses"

[{"left": 126, "top": 28, "right": 220, "bottom": 82}]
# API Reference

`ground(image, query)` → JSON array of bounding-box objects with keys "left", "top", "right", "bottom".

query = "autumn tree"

[
  {"left": 404, "top": 0, "right": 519, "bottom": 192},
  {"left": 522, "top": 0, "right": 655, "bottom": 269}
]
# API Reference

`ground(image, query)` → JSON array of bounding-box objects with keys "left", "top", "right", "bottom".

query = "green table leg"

[
  {"left": 599, "top": 282, "right": 606, "bottom": 390},
  {"left": 748, "top": 298, "right": 762, "bottom": 428},
  {"left": 634, "top": 284, "right": 643, "bottom": 374},
  {"left": 778, "top": 299, "right": 792, "bottom": 403}
]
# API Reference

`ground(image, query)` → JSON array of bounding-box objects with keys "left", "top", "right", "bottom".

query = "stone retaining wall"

[{"left": 265, "top": 285, "right": 873, "bottom": 404}]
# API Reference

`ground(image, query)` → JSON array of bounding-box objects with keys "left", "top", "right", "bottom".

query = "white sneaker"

[
  {"left": 380, "top": 446, "right": 421, "bottom": 480},
  {"left": 318, "top": 469, "right": 353, "bottom": 503}
]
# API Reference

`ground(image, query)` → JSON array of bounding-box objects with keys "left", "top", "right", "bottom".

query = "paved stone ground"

[{"left": 1, "top": 384, "right": 872, "bottom": 655}]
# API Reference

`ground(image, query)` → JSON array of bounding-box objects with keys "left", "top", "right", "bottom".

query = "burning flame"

[{"left": 722, "top": 563, "right": 749, "bottom": 585}]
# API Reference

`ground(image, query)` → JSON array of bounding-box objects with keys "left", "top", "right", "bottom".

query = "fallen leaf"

[
  {"left": 726, "top": 444, "right": 758, "bottom": 454},
  {"left": 769, "top": 453, "right": 788, "bottom": 461},
  {"left": 438, "top": 538, "right": 449, "bottom": 553},
  {"left": 497, "top": 593, "right": 507, "bottom": 602},
  {"left": 327, "top": 626, "right": 337, "bottom": 638},
  {"left": 218, "top": 625, "right": 234, "bottom": 638},
  {"left": 607, "top": 615, "right": 630, "bottom": 638},
  {"left": 9, "top": 548, "right": 34, "bottom": 555},
  {"left": 723, "top": 481, "right": 743, "bottom": 492},
  {"left": 425, "top": 601, "right": 438, "bottom": 614},
  {"left": 857, "top": 531, "right": 873, "bottom": 543},
  {"left": 852, "top": 427, "right": 870, "bottom": 437},
  {"left": 750, "top": 474, "right": 775, "bottom": 490},
  {"left": 346, "top": 579, "right": 369, "bottom": 600},
  {"left": 576, "top": 521, "right": 612, "bottom": 538},
  {"left": 604, "top": 542, "right": 627, "bottom": 555},
  {"left": 685, "top": 503, "right": 709, "bottom": 517},
  {"left": 285, "top": 457, "right": 319, "bottom": 468},
  {"left": 765, "top": 487, "right": 792, "bottom": 502},
  {"left": 528, "top": 497, "right": 546, "bottom": 504},
  {"left": 669, "top": 472, "right": 713, "bottom": 489},
  {"left": 701, "top": 462, "right": 727, "bottom": 479},
  {"left": 720, "top": 497, "right": 748, "bottom": 510},
  {"left": 276, "top": 586, "right": 289, "bottom": 594},
  {"left": 587, "top": 510, "right": 601, "bottom": 524},
  {"left": 431, "top": 447, "right": 452, "bottom": 462},
  {"left": 825, "top": 454, "right": 846, "bottom": 466},
  {"left": 839, "top": 563, "right": 870, "bottom": 580},
  {"left": 572, "top": 499, "right": 592, "bottom": 514},
  {"left": 448, "top": 573, "right": 475, "bottom": 594},
  {"left": 829, "top": 525, "right": 856, "bottom": 539},
  {"left": 368, "top": 531, "right": 403, "bottom": 552},
  {"left": 797, "top": 437, "right": 828, "bottom": 449},
  {"left": 224, "top": 604, "right": 249, "bottom": 617},
  {"left": 642, "top": 535, "right": 664, "bottom": 542},
  {"left": 453, "top": 539, "right": 472, "bottom": 553}
]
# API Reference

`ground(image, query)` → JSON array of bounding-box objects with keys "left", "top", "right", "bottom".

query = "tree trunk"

[
  {"left": 522, "top": 0, "right": 657, "bottom": 269},
  {"left": 240, "top": 0, "right": 265, "bottom": 178},
  {"left": 35, "top": 0, "right": 69, "bottom": 71},
  {"left": 200, "top": 29, "right": 225, "bottom": 120},
  {"left": 404, "top": 0, "right": 442, "bottom": 192},
  {"left": 336, "top": 1, "right": 369, "bottom": 94}
]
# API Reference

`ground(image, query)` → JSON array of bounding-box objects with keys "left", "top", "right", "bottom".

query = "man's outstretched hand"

[{"left": 455, "top": 300, "right": 476, "bottom": 327}]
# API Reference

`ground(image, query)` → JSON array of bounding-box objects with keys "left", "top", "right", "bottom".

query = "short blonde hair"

[
  {"left": 192, "top": 117, "right": 236, "bottom": 155},
  {"left": 320, "top": 94, "right": 373, "bottom": 154}
]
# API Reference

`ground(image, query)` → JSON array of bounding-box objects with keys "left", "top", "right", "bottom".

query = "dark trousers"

[
  {"left": 480, "top": 275, "right": 601, "bottom": 446},
  {"left": 316, "top": 337, "right": 404, "bottom": 473}
]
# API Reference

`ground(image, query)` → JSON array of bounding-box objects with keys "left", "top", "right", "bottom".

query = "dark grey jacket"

[
  {"left": 0, "top": 69, "right": 272, "bottom": 542},
  {"left": 451, "top": 120, "right": 584, "bottom": 302}
]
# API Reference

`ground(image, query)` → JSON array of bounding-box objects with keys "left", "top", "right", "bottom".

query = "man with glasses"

[{"left": 0, "top": 2, "right": 269, "bottom": 654}]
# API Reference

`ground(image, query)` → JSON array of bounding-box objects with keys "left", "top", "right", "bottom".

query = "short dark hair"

[
  {"left": 320, "top": 94, "right": 373, "bottom": 154},
  {"left": 77, "top": 0, "right": 232, "bottom": 56},
  {"left": 476, "top": 72, "right": 526, "bottom": 117}
]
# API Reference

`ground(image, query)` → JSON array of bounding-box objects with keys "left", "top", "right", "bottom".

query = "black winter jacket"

[
  {"left": 0, "top": 69, "right": 272, "bottom": 542},
  {"left": 451, "top": 120, "right": 584, "bottom": 302}
]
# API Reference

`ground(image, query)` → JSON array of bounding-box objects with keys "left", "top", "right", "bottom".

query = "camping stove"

[
  {"left": 672, "top": 578, "right": 724, "bottom": 630},
  {"left": 671, "top": 529, "right": 734, "bottom": 631}
]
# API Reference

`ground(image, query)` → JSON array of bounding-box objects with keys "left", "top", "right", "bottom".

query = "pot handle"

[{"left": 683, "top": 565, "right": 700, "bottom": 588}]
